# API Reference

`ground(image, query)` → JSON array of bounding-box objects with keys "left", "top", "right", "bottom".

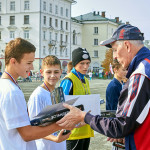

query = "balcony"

[
  {"left": 60, "top": 41, "right": 67, "bottom": 48},
  {"left": 48, "top": 40, "right": 56, "bottom": 51},
  {"left": 48, "top": 26, "right": 54, "bottom": 30},
  {"left": 48, "top": 40, "right": 56, "bottom": 46}
]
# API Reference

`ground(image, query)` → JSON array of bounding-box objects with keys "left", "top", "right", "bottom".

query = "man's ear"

[{"left": 124, "top": 41, "right": 131, "bottom": 52}]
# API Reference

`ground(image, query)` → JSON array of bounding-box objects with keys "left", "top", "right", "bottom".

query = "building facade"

[
  {"left": 0, "top": 1, "right": 133, "bottom": 74},
  {"left": 72, "top": 11, "right": 122, "bottom": 72},
  {"left": 0, "top": 0, "right": 76, "bottom": 72}
]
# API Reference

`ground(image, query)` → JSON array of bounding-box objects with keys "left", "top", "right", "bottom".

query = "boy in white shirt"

[
  {"left": 28, "top": 55, "right": 70, "bottom": 150},
  {"left": 0, "top": 38, "right": 71, "bottom": 150}
]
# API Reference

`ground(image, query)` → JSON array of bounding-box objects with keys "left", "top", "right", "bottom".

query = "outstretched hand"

[
  {"left": 56, "top": 103, "right": 86, "bottom": 129},
  {"left": 55, "top": 129, "right": 71, "bottom": 143}
]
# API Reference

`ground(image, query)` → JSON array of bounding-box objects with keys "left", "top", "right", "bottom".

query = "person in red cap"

[{"left": 57, "top": 24, "right": 150, "bottom": 150}]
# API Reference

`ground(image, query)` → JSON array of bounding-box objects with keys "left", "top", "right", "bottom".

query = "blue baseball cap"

[{"left": 100, "top": 24, "right": 144, "bottom": 48}]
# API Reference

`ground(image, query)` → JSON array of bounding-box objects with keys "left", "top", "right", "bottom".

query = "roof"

[{"left": 72, "top": 12, "right": 122, "bottom": 24}]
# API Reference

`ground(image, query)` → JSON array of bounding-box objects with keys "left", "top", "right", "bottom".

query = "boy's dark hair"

[
  {"left": 112, "top": 59, "right": 122, "bottom": 71},
  {"left": 5, "top": 38, "right": 36, "bottom": 65},
  {"left": 42, "top": 55, "right": 61, "bottom": 69}
]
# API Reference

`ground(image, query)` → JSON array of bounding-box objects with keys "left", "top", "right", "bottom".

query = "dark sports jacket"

[{"left": 84, "top": 47, "right": 150, "bottom": 150}]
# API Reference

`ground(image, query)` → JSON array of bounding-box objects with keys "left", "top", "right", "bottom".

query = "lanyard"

[
  {"left": 4, "top": 71, "right": 21, "bottom": 90},
  {"left": 43, "top": 82, "right": 51, "bottom": 92},
  {"left": 76, "top": 70, "right": 89, "bottom": 95}
]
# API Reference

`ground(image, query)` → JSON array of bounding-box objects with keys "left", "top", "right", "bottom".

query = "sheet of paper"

[{"left": 65, "top": 94, "right": 101, "bottom": 115}]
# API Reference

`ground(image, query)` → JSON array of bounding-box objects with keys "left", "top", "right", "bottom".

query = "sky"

[{"left": 71, "top": 0, "right": 150, "bottom": 40}]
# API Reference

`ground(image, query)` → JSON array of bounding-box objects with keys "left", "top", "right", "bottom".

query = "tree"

[{"left": 101, "top": 48, "right": 113, "bottom": 73}]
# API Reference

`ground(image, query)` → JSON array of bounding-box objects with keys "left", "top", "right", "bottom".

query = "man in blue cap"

[{"left": 57, "top": 24, "right": 150, "bottom": 150}]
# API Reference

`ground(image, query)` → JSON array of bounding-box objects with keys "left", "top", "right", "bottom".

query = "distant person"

[
  {"left": 105, "top": 71, "right": 108, "bottom": 79},
  {"left": 35, "top": 72, "right": 39, "bottom": 81},
  {"left": 88, "top": 71, "right": 92, "bottom": 81},
  {"left": 28, "top": 70, "right": 32, "bottom": 82},
  {"left": 106, "top": 59, "right": 127, "bottom": 150},
  {"left": 67, "top": 61, "right": 73, "bottom": 74},
  {"left": 28, "top": 55, "right": 70, "bottom": 150},
  {"left": 60, "top": 47, "right": 94, "bottom": 150},
  {"left": 106, "top": 59, "right": 127, "bottom": 110},
  {"left": 99, "top": 69, "right": 102, "bottom": 78},
  {"left": 102, "top": 71, "right": 105, "bottom": 79},
  {"left": 0, "top": 38, "right": 72, "bottom": 150},
  {"left": 39, "top": 72, "right": 43, "bottom": 81},
  {"left": 57, "top": 24, "right": 150, "bottom": 150},
  {"left": 0, "top": 69, "right": 2, "bottom": 78}
]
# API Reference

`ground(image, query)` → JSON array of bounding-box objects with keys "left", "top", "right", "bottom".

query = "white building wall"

[{"left": 0, "top": 0, "right": 74, "bottom": 72}]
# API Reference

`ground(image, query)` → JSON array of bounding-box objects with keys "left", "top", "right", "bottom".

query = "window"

[
  {"left": 49, "top": 3, "right": 52, "bottom": 13},
  {"left": 49, "top": 32, "right": 52, "bottom": 41},
  {"left": 43, "top": 46, "right": 46, "bottom": 55},
  {"left": 55, "top": 47, "right": 57, "bottom": 55},
  {"left": 24, "top": 15, "right": 29, "bottom": 24},
  {"left": 24, "top": 1, "right": 29, "bottom": 10},
  {"left": 0, "top": 16, "right": 1, "bottom": 25},
  {"left": 10, "top": 16, "right": 15, "bottom": 25},
  {"left": 65, "top": 35, "right": 68, "bottom": 43},
  {"left": 60, "top": 7, "right": 63, "bottom": 16},
  {"left": 94, "top": 27, "right": 98, "bottom": 34},
  {"left": 94, "top": 39, "right": 98, "bottom": 45},
  {"left": 43, "top": 31, "right": 46, "bottom": 40},
  {"left": 43, "top": 1, "right": 46, "bottom": 11},
  {"left": 93, "top": 67, "right": 99, "bottom": 72},
  {"left": 49, "top": 48, "right": 52, "bottom": 55},
  {"left": 0, "top": 31, "right": 1, "bottom": 40},
  {"left": 60, "top": 48, "right": 63, "bottom": 56},
  {"left": 24, "top": 30, "right": 29, "bottom": 39},
  {"left": 94, "top": 50, "right": 98, "bottom": 57},
  {"left": 73, "top": 30, "right": 76, "bottom": 45},
  {"left": 65, "top": 48, "right": 68, "bottom": 56},
  {"left": 60, "top": 34, "right": 63, "bottom": 43},
  {"left": 55, "top": 33, "right": 57, "bottom": 41},
  {"left": 10, "top": 31, "right": 15, "bottom": 38},
  {"left": 66, "top": 9, "right": 68, "bottom": 17},
  {"left": 55, "top": 5, "right": 58, "bottom": 14},
  {"left": 10, "top": 1, "right": 15, "bottom": 11},
  {"left": 49, "top": 17, "right": 52, "bottom": 26},
  {"left": 66, "top": 22, "right": 68, "bottom": 30},
  {"left": 0, "top": 2, "right": 1, "bottom": 11},
  {"left": 43, "top": 16, "right": 46, "bottom": 25},
  {"left": 55, "top": 19, "right": 58, "bottom": 27},
  {"left": 61, "top": 20, "right": 63, "bottom": 30}
]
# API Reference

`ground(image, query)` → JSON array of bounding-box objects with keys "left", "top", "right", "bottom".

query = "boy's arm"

[
  {"left": 17, "top": 123, "right": 73, "bottom": 142},
  {"left": 60, "top": 79, "right": 72, "bottom": 95},
  {"left": 44, "top": 129, "right": 71, "bottom": 143}
]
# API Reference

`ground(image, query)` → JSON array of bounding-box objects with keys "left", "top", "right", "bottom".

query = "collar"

[
  {"left": 126, "top": 46, "right": 150, "bottom": 78},
  {"left": 71, "top": 67, "right": 85, "bottom": 79}
]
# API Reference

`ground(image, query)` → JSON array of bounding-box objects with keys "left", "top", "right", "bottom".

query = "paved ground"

[{"left": 19, "top": 78, "right": 112, "bottom": 150}]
